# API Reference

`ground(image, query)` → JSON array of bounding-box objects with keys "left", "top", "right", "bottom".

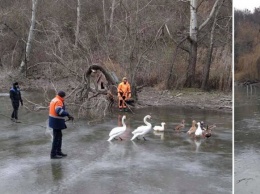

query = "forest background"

[
  {"left": 235, "top": 7, "right": 260, "bottom": 82},
  {"left": 0, "top": 0, "right": 231, "bottom": 91}
]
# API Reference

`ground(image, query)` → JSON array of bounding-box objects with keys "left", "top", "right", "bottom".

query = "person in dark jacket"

[
  {"left": 10, "top": 82, "right": 23, "bottom": 122},
  {"left": 49, "top": 91, "right": 74, "bottom": 159}
]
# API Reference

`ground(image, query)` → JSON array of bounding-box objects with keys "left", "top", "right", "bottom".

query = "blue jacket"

[
  {"left": 10, "top": 87, "right": 22, "bottom": 105},
  {"left": 48, "top": 95, "right": 69, "bottom": 130}
]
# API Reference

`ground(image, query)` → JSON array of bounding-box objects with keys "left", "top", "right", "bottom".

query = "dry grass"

[
  {"left": 235, "top": 44, "right": 260, "bottom": 82},
  {"left": 235, "top": 15, "right": 260, "bottom": 82}
]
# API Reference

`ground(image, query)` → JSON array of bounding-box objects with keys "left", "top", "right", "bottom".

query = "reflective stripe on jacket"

[{"left": 49, "top": 95, "right": 69, "bottom": 130}]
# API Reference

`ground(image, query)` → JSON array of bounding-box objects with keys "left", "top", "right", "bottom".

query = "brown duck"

[
  {"left": 204, "top": 124, "right": 216, "bottom": 138},
  {"left": 174, "top": 119, "right": 185, "bottom": 132},
  {"left": 187, "top": 120, "right": 196, "bottom": 135}
]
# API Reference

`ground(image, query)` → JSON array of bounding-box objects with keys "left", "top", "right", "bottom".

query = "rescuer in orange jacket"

[
  {"left": 117, "top": 77, "right": 131, "bottom": 111},
  {"left": 49, "top": 91, "right": 74, "bottom": 159}
]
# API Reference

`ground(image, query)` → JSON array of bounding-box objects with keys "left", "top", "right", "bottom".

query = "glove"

[
  {"left": 68, "top": 115, "right": 74, "bottom": 121},
  {"left": 20, "top": 100, "right": 23, "bottom": 106}
]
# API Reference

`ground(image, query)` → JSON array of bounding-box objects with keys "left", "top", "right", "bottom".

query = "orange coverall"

[{"left": 117, "top": 81, "right": 131, "bottom": 109}]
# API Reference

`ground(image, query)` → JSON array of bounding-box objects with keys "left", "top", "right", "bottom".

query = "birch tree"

[
  {"left": 185, "top": 0, "right": 221, "bottom": 87},
  {"left": 19, "top": 0, "right": 38, "bottom": 74},
  {"left": 109, "top": 0, "right": 116, "bottom": 31},
  {"left": 102, "top": 0, "right": 107, "bottom": 35},
  {"left": 75, "top": 0, "right": 81, "bottom": 48}
]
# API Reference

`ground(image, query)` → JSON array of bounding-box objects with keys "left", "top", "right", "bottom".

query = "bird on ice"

[
  {"left": 107, "top": 115, "right": 127, "bottom": 141},
  {"left": 131, "top": 115, "right": 152, "bottom": 141},
  {"left": 174, "top": 119, "right": 185, "bottom": 132},
  {"left": 153, "top": 122, "right": 166, "bottom": 131},
  {"left": 187, "top": 120, "right": 196, "bottom": 135},
  {"left": 195, "top": 122, "right": 203, "bottom": 137}
]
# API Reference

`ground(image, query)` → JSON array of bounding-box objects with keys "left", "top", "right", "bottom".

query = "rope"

[{"left": 124, "top": 100, "right": 134, "bottom": 114}]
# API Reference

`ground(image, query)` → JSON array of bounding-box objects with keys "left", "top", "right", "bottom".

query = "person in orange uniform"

[
  {"left": 117, "top": 77, "right": 131, "bottom": 112},
  {"left": 49, "top": 91, "right": 74, "bottom": 159}
]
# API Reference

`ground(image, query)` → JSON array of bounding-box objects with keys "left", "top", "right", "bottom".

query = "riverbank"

[
  {"left": 137, "top": 87, "right": 232, "bottom": 113},
  {"left": 0, "top": 87, "right": 232, "bottom": 114},
  {"left": 0, "top": 63, "right": 233, "bottom": 114}
]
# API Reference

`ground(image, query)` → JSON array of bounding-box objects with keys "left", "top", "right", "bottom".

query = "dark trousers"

[
  {"left": 119, "top": 100, "right": 125, "bottom": 107},
  {"left": 119, "top": 96, "right": 126, "bottom": 109},
  {"left": 11, "top": 103, "right": 19, "bottom": 119},
  {"left": 51, "top": 129, "right": 62, "bottom": 156}
]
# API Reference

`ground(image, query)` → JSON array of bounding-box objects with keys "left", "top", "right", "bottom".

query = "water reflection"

[
  {"left": 246, "top": 84, "right": 257, "bottom": 97},
  {"left": 185, "top": 136, "right": 203, "bottom": 153},
  {"left": 51, "top": 161, "right": 63, "bottom": 181},
  {"left": 194, "top": 139, "right": 202, "bottom": 153},
  {"left": 153, "top": 131, "right": 165, "bottom": 140},
  {"left": 235, "top": 85, "right": 260, "bottom": 194}
]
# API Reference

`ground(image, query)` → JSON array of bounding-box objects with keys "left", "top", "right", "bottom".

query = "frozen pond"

[
  {"left": 235, "top": 86, "right": 260, "bottom": 193},
  {"left": 0, "top": 91, "right": 232, "bottom": 194}
]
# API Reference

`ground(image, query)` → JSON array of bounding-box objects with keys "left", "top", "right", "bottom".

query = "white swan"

[
  {"left": 131, "top": 115, "right": 152, "bottom": 141},
  {"left": 195, "top": 122, "right": 203, "bottom": 137},
  {"left": 153, "top": 122, "right": 166, "bottom": 131},
  {"left": 107, "top": 115, "right": 126, "bottom": 141}
]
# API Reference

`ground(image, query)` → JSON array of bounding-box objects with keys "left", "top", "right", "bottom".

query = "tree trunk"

[
  {"left": 185, "top": 0, "right": 221, "bottom": 88},
  {"left": 166, "top": 37, "right": 188, "bottom": 89},
  {"left": 186, "top": 41, "right": 197, "bottom": 87},
  {"left": 256, "top": 57, "right": 260, "bottom": 78},
  {"left": 109, "top": 0, "right": 116, "bottom": 31},
  {"left": 75, "top": 0, "right": 81, "bottom": 48},
  {"left": 84, "top": 64, "right": 117, "bottom": 86},
  {"left": 19, "top": 0, "right": 38, "bottom": 74},
  {"left": 227, "top": 67, "right": 232, "bottom": 92},
  {"left": 185, "top": 0, "right": 198, "bottom": 87},
  {"left": 201, "top": 0, "right": 224, "bottom": 90},
  {"left": 201, "top": 40, "right": 213, "bottom": 90},
  {"left": 102, "top": 0, "right": 107, "bottom": 35}
]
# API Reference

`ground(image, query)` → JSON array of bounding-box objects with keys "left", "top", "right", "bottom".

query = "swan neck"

[
  {"left": 122, "top": 117, "right": 126, "bottom": 127},
  {"left": 144, "top": 116, "right": 151, "bottom": 126}
]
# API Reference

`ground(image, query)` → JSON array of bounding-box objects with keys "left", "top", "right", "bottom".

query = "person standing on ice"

[
  {"left": 49, "top": 91, "right": 74, "bottom": 159},
  {"left": 9, "top": 82, "right": 23, "bottom": 123}
]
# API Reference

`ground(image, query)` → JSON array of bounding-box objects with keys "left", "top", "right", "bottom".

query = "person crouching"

[{"left": 117, "top": 77, "right": 131, "bottom": 112}]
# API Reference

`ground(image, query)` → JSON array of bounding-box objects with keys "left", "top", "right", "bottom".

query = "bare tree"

[
  {"left": 109, "top": 0, "right": 116, "bottom": 31},
  {"left": 102, "top": 0, "right": 107, "bottom": 35},
  {"left": 72, "top": 64, "right": 118, "bottom": 117},
  {"left": 75, "top": 0, "right": 81, "bottom": 48},
  {"left": 201, "top": 0, "right": 224, "bottom": 90},
  {"left": 185, "top": 0, "right": 221, "bottom": 87},
  {"left": 0, "top": 0, "right": 231, "bottom": 95},
  {"left": 19, "top": 0, "right": 38, "bottom": 75}
]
